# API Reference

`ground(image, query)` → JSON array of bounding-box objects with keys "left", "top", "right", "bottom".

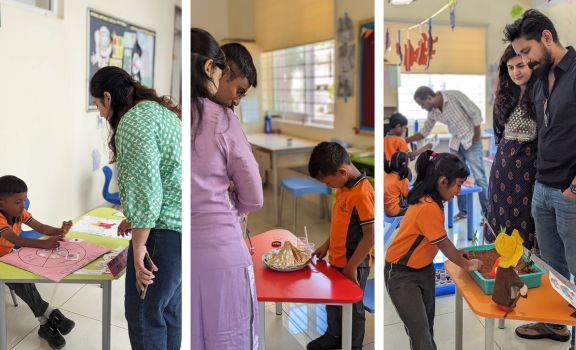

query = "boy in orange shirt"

[
  {"left": 385, "top": 113, "right": 432, "bottom": 162},
  {"left": 307, "top": 142, "right": 374, "bottom": 350},
  {"left": 0, "top": 175, "right": 75, "bottom": 349}
]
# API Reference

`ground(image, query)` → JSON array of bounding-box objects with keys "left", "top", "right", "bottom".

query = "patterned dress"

[{"left": 486, "top": 105, "right": 537, "bottom": 249}]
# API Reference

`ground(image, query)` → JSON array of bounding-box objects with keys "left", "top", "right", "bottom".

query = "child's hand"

[
  {"left": 520, "top": 284, "right": 528, "bottom": 296},
  {"left": 39, "top": 236, "right": 63, "bottom": 249},
  {"left": 228, "top": 181, "right": 236, "bottom": 193},
  {"left": 312, "top": 241, "right": 329, "bottom": 260},
  {"left": 60, "top": 220, "right": 73, "bottom": 235},
  {"left": 466, "top": 258, "right": 483, "bottom": 271},
  {"left": 118, "top": 220, "right": 132, "bottom": 237},
  {"left": 424, "top": 142, "right": 433, "bottom": 150},
  {"left": 342, "top": 265, "right": 359, "bottom": 285}
]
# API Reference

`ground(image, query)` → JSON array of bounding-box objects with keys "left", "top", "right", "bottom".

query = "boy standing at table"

[
  {"left": 0, "top": 175, "right": 75, "bottom": 349},
  {"left": 307, "top": 142, "right": 375, "bottom": 350}
]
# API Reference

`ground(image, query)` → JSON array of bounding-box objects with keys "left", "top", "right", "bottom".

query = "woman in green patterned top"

[{"left": 90, "top": 66, "right": 182, "bottom": 350}]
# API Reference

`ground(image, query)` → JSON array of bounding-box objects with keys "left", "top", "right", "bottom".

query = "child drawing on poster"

[
  {"left": 549, "top": 272, "right": 576, "bottom": 308},
  {"left": 90, "top": 26, "right": 112, "bottom": 69}
]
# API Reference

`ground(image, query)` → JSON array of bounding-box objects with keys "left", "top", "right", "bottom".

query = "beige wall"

[
  {"left": 0, "top": 0, "right": 180, "bottom": 223},
  {"left": 191, "top": 0, "right": 374, "bottom": 149},
  {"left": 385, "top": 0, "right": 525, "bottom": 129}
]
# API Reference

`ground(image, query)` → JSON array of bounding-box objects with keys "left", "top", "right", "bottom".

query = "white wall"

[{"left": 0, "top": 0, "right": 180, "bottom": 223}]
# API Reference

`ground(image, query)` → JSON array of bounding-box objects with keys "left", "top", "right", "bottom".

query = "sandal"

[
  {"left": 515, "top": 322, "right": 571, "bottom": 342},
  {"left": 453, "top": 212, "right": 467, "bottom": 222}
]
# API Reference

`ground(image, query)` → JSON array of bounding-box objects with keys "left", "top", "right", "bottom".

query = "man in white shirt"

[{"left": 406, "top": 86, "right": 488, "bottom": 221}]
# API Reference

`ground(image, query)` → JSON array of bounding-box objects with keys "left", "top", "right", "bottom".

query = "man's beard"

[{"left": 528, "top": 47, "right": 554, "bottom": 78}]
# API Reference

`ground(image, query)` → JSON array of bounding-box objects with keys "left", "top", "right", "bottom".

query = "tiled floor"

[
  {"left": 384, "top": 196, "right": 575, "bottom": 350},
  {"left": 251, "top": 182, "right": 375, "bottom": 349}
]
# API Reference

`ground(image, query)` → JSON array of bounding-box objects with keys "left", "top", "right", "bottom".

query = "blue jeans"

[
  {"left": 125, "top": 229, "right": 182, "bottom": 350},
  {"left": 532, "top": 181, "right": 576, "bottom": 279},
  {"left": 451, "top": 141, "right": 488, "bottom": 215}
]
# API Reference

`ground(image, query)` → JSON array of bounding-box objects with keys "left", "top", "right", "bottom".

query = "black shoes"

[
  {"left": 307, "top": 333, "right": 342, "bottom": 350},
  {"left": 38, "top": 309, "right": 75, "bottom": 349},
  {"left": 48, "top": 309, "right": 75, "bottom": 335},
  {"left": 38, "top": 322, "right": 65, "bottom": 349}
]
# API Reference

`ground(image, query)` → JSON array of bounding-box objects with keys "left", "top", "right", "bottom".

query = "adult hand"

[
  {"left": 312, "top": 240, "right": 329, "bottom": 260},
  {"left": 118, "top": 219, "right": 132, "bottom": 237},
  {"left": 133, "top": 244, "right": 158, "bottom": 293},
  {"left": 342, "top": 265, "right": 359, "bottom": 285},
  {"left": 562, "top": 188, "right": 576, "bottom": 200},
  {"left": 228, "top": 181, "right": 236, "bottom": 193}
]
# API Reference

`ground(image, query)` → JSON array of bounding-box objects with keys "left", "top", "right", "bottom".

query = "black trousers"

[
  {"left": 325, "top": 265, "right": 370, "bottom": 349},
  {"left": 385, "top": 262, "right": 437, "bottom": 350},
  {"left": 7, "top": 283, "right": 49, "bottom": 318}
]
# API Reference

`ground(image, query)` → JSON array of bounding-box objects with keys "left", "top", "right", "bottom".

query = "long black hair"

[
  {"left": 90, "top": 66, "right": 181, "bottom": 163},
  {"left": 408, "top": 151, "right": 469, "bottom": 208},
  {"left": 493, "top": 45, "right": 536, "bottom": 141},
  {"left": 385, "top": 151, "right": 410, "bottom": 180},
  {"left": 191, "top": 28, "right": 227, "bottom": 145}
]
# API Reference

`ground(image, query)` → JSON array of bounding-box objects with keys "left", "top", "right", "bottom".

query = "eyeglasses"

[{"left": 544, "top": 98, "right": 550, "bottom": 127}]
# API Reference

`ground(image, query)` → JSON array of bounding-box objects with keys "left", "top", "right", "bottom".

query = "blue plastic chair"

[
  {"left": 279, "top": 177, "right": 331, "bottom": 232},
  {"left": 384, "top": 213, "right": 403, "bottom": 247},
  {"left": 363, "top": 279, "right": 375, "bottom": 313},
  {"left": 102, "top": 165, "right": 121, "bottom": 206}
]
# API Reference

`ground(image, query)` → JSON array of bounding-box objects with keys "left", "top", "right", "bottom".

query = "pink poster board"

[{"left": 0, "top": 240, "right": 111, "bottom": 282}]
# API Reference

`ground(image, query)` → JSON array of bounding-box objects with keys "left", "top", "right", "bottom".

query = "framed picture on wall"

[{"left": 87, "top": 9, "right": 156, "bottom": 110}]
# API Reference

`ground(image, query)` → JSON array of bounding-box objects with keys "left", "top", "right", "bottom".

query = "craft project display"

[
  {"left": 71, "top": 216, "right": 127, "bottom": 239},
  {"left": 262, "top": 240, "right": 311, "bottom": 272},
  {"left": 0, "top": 240, "right": 111, "bottom": 282}
]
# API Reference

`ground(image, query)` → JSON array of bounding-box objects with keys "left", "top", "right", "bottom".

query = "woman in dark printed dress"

[{"left": 485, "top": 45, "right": 537, "bottom": 249}]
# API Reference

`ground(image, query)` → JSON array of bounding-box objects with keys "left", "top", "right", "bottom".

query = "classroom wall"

[
  {"left": 384, "top": 0, "right": 525, "bottom": 130},
  {"left": 0, "top": 0, "right": 180, "bottom": 223}
]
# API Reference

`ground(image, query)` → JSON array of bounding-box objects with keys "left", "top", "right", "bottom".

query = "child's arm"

[
  {"left": 437, "top": 238, "right": 482, "bottom": 271},
  {"left": 408, "top": 143, "right": 433, "bottom": 160},
  {"left": 27, "top": 218, "right": 73, "bottom": 237},
  {"left": 312, "top": 238, "right": 330, "bottom": 260},
  {"left": 0, "top": 228, "right": 61, "bottom": 249},
  {"left": 342, "top": 223, "right": 374, "bottom": 284}
]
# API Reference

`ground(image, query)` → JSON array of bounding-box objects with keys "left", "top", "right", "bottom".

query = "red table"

[{"left": 251, "top": 229, "right": 364, "bottom": 350}]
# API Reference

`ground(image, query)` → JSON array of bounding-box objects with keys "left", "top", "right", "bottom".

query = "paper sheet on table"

[
  {"left": 0, "top": 240, "right": 111, "bottom": 282},
  {"left": 71, "top": 216, "right": 127, "bottom": 239},
  {"left": 549, "top": 272, "right": 576, "bottom": 308}
]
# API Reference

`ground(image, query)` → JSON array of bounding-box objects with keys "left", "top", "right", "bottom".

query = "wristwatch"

[{"left": 570, "top": 184, "right": 576, "bottom": 195}]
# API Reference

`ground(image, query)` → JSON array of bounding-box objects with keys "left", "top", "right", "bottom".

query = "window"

[
  {"left": 261, "top": 40, "right": 335, "bottom": 128},
  {"left": 2, "top": 0, "right": 56, "bottom": 14},
  {"left": 397, "top": 73, "right": 486, "bottom": 122}
]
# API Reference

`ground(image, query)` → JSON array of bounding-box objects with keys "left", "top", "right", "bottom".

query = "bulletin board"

[
  {"left": 357, "top": 19, "right": 375, "bottom": 133},
  {"left": 87, "top": 9, "right": 156, "bottom": 110}
]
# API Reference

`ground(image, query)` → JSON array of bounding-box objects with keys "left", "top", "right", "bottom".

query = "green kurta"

[{"left": 115, "top": 100, "right": 181, "bottom": 232}]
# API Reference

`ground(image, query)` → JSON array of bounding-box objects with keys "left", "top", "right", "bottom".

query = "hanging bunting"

[
  {"left": 449, "top": 0, "right": 457, "bottom": 30},
  {"left": 426, "top": 18, "right": 439, "bottom": 70},
  {"left": 415, "top": 24, "right": 426, "bottom": 65},
  {"left": 396, "top": 30, "right": 403, "bottom": 65},
  {"left": 403, "top": 31, "right": 417, "bottom": 71},
  {"left": 385, "top": 27, "right": 391, "bottom": 52}
]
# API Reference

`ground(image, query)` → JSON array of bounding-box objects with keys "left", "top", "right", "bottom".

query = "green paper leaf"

[{"left": 511, "top": 4, "right": 524, "bottom": 19}]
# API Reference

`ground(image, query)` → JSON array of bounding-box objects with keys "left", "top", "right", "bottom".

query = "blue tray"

[{"left": 434, "top": 262, "right": 455, "bottom": 296}]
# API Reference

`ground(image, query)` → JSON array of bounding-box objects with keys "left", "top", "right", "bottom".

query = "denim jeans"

[
  {"left": 532, "top": 181, "right": 576, "bottom": 279},
  {"left": 451, "top": 141, "right": 488, "bottom": 215},
  {"left": 125, "top": 229, "right": 182, "bottom": 350}
]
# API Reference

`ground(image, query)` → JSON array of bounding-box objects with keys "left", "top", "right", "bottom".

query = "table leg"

[
  {"left": 273, "top": 152, "right": 279, "bottom": 226},
  {"left": 102, "top": 281, "right": 112, "bottom": 350},
  {"left": 275, "top": 302, "right": 282, "bottom": 316},
  {"left": 259, "top": 302, "right": 266, "bottom": 350},
  {"left": 0, "top": 282, "right": 7, "bottom": 350},
  {"left": 455, "top": 288, "right": 463, "bottom": 350},
  {"left": 342, "top": 304, "right": 352, "bottom": 350},
  {"left": 448, "top": 199, "right": 454, "bottom": 228},
  {"left": 467, "top": 194, "right": 474, "bottom": 240},
  {"left": 485, "top": 318, "right": 495, "bottom": 350}
]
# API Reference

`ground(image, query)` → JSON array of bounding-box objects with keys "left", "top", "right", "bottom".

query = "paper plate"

[{"left": 262, "top": 249, "right": 311, "bottom": 272}]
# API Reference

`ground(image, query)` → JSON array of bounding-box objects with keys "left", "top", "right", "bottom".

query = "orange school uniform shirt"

[
  {"left": 384, "top": 135, "right": 409, "bottom": 162},
  {"left": 329, "top": 174, "right": 375, "bottom": 268},
  {"left": 384, "top": 172, "right": 409, "bottom": 216},
  {"left": 385, "top": 196, "right": 447, "bottom": 269},
  {"left": 0, "top": 209, "right": 33, "bottom": 257}
]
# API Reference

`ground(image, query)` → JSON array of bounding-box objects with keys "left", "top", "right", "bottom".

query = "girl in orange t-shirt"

[
  {"left": 384, "top": 151, "right": 410, "bottom": 217},
  {"left": 385, "top": 151, "right": 483, "bottom": 350}
]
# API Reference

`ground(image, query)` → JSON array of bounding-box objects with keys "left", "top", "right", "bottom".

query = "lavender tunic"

[{"left": 191, "top": 98, "right": 263, "bottom": 350}]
